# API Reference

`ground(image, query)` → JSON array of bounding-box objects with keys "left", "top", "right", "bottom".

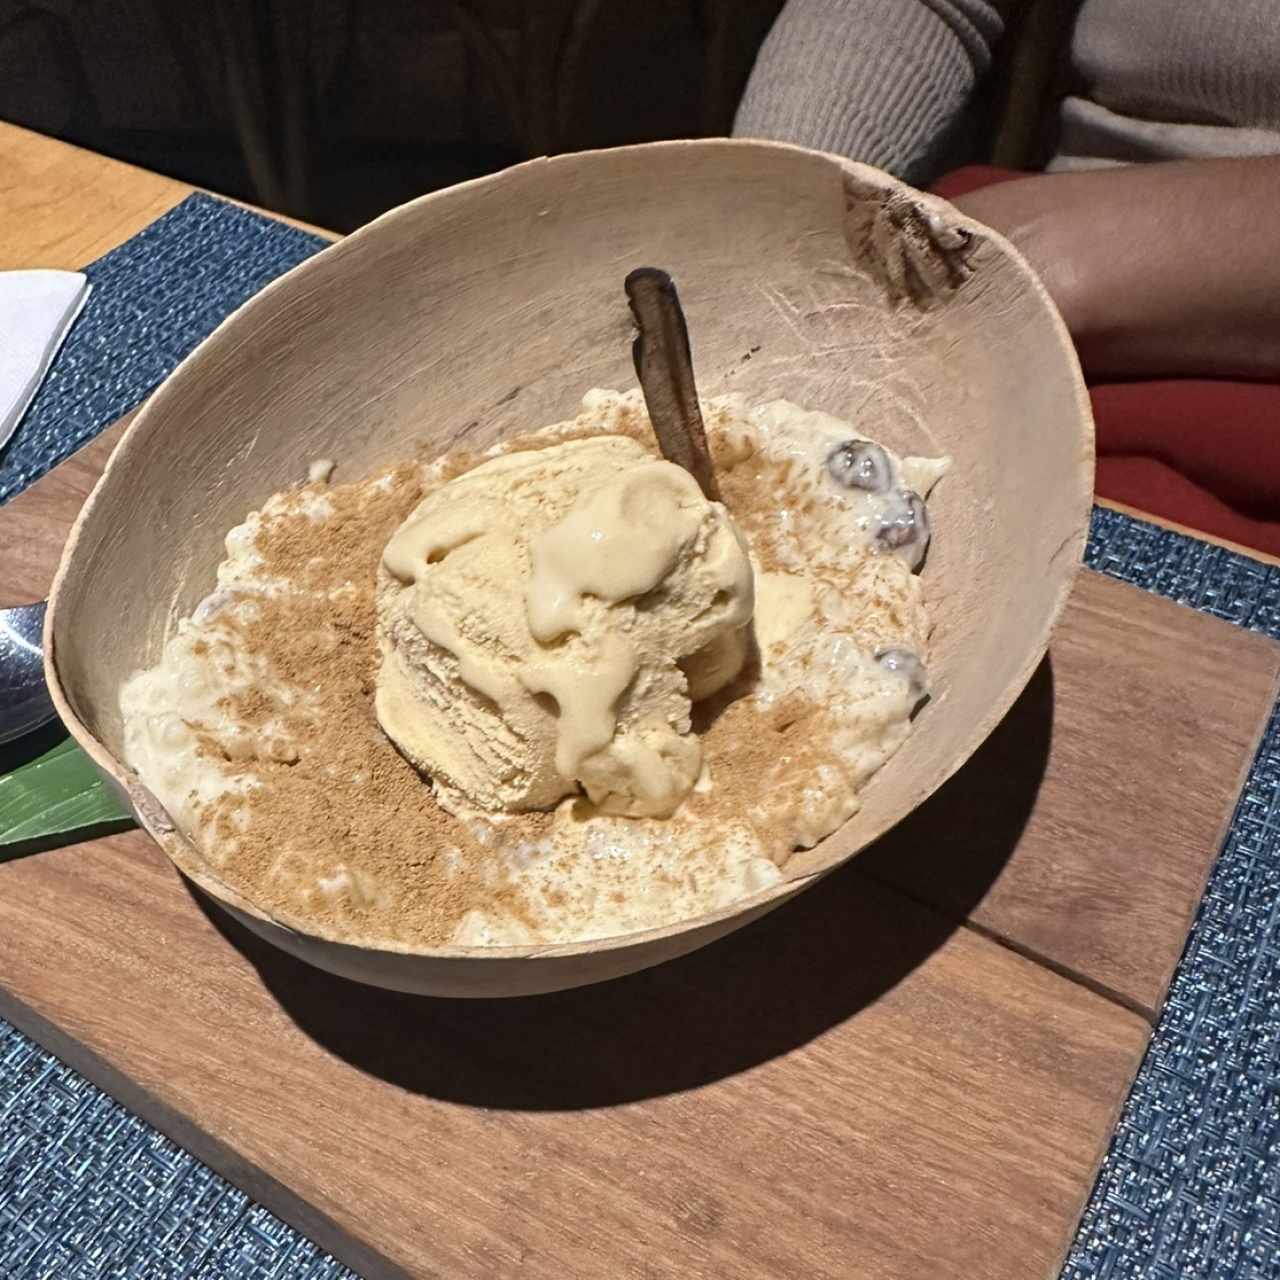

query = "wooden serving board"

[
  {"left": 1, "top": 418, "right": 1277, "bottom": 1280},
  {"left": 860, "top": 574, "right": 1279, "bottom": 1020}
]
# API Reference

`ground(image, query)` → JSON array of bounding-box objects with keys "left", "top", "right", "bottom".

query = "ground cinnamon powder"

[
  {"left": 200, "top": 463, "right": 551, "bottom": 945},
  {"left": 686, "top": 414, "right": 842, "bottom": 844}
]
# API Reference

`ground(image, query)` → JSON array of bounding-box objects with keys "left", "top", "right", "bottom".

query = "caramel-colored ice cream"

[{"left": 375, "top": 437, "right": 753, "bottom": 819}]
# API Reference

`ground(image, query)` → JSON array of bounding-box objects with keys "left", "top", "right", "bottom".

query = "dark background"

[{"left": 0, "top": 0, "right": 785, "bottom": 231}]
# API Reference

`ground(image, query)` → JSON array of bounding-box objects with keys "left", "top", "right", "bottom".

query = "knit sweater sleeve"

[{"left": 733, "top": 0, "right": 1007, "bottom": 184}]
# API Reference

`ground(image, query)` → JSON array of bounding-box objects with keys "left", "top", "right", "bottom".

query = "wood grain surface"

[
  {"left": 0, "top": 125, "right": 188, "bottom": 271},
  {"left": 0, "top": 829, "right": 1148, "bottom": 1280},
  {"left": 0, "top": 123, "right": 332, "bottom": 275},
  {"left": 860, "top": 573, "right": 1280, "bottom": 1019}
]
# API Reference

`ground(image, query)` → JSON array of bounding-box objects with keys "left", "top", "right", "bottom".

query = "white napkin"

[{"left": 0, "top": 270, "right": 91, "bottom": 451}]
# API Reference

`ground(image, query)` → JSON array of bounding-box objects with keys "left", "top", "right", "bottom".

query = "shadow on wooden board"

[{"left": 192, "top": 658, "right": 1055, "bottom": 1109}]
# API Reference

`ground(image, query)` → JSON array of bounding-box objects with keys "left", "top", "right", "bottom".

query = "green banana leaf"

[{"left": 0, "top": 734, "right": 134, "bottom": 858}]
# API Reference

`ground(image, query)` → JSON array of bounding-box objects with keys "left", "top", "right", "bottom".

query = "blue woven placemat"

[
  {"left": 1, "top": 194, "right": 1278, "bottom": 1279},
  {"left": 0, "top": 194, "right": 327, "bottom": 506},
  {"left": 1065, "top": 516, "right": 1280, "bottom": 1280}
]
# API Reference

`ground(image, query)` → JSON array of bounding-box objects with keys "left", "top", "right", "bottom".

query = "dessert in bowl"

[{"left": 46, "top": 140, "right": 1093, "bottom": 997}]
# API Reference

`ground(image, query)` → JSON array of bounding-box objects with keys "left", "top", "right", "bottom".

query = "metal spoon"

[{"left": 0, "top": 602, "right": 55, "bottom": 745}]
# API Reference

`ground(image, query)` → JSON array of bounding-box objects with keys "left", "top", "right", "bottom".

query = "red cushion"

[
  {"left": 1093, "top": 383, "right": 1280, "bottom": 555},
  {"left": 931, "top": 165, "right": 1031, "bottom": 200}
]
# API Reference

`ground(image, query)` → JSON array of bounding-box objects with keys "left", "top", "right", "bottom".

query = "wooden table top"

[
  {"left": 0, "top": 122, "right": 331, "bottom": 272},
  {"left": 0, "top": 122, "right": 189, "bottom": 271}
]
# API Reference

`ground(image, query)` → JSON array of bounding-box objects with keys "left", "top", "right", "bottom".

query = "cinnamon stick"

[{"left": 624, "top": 267, "right": 720, "bottom": 501}]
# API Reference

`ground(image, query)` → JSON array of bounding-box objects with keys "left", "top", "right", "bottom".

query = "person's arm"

[
  {"left": 734, "top": 0, "right": 1009, "bottom": 185},
  {"left": 952, "top": 157, "right": 1280, "bottom": 380}
]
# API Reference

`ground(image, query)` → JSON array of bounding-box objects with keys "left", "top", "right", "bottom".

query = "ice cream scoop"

[{"left": 375, "top": 433, "right": 753, "bottom": 819}]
